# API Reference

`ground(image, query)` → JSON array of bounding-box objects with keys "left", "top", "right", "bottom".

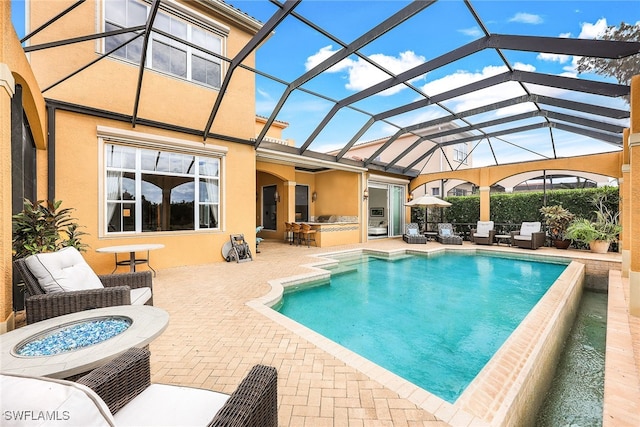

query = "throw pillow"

[
  {"left": 24, "top": 247, "right": 104, "bottom": 293},
  {"left": 408, "top": 228, "right": 418, "bottom": 236},
  {"left": 441, "top": 228, "right": 451, "bottom": 237}
]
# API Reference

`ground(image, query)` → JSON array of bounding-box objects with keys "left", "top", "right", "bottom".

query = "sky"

[
  {"left": 225, "top": 0, "right": 639, "bottom": 167},
  {"left": 10, "top": 0, "right": 639, "bottom": 168}
]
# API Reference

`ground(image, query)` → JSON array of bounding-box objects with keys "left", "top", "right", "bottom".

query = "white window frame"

[
  {"left": 101, "top": 0, "right": 227, "bottom": 89},
  {"left": 98, "top": 126, "right": 227, "bottom": 237}
]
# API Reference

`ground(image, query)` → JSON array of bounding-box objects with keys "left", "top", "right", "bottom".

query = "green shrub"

[{"left": 438, "top": 186, "right": 619, "bottom": 226}]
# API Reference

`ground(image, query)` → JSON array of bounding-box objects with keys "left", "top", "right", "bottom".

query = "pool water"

[
  {"left": 536, "top": 291, "right": 607, "bottom": 426},
  {"left": 277, "top": 252, "right": 567, "bottom": 403}
]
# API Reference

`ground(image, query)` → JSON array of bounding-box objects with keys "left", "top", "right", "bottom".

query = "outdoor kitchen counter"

[{"left": 301, "top": 221, "right": 360, "bottom": 247}]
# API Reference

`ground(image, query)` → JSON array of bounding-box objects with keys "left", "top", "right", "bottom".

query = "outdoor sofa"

[
  {"left": 14, "top": 247, "right": 153, "bottom": 324},
  {"left": 0, "top": 347, "right": 278, "bottom": 427}
]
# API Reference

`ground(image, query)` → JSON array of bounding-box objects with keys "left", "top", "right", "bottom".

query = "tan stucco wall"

[
  {"left": 315, "top": 170, "right": 359, "bottom": 217},
  {"left": 28, "top": 0, "right": 256, "bottom": 140},
  {"left": 52, "top": 111, "right": 256, "bottom": 273}
]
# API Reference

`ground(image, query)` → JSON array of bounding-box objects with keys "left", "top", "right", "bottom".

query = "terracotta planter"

[
  {"left": 553, "top": 239, "right": 571, "bottom": 249},
  {"left": 589, "top": 240, "right": 610, "bottom": 254}
]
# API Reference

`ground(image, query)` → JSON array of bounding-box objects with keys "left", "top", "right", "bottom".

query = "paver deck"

[{"left": 12, "top": 238, "right": 637, "bottom": 426}]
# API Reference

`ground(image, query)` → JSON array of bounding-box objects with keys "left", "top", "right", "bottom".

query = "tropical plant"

[
  {"left": 565, "top": 193, "right": 622, "bottom": 244},
  {"left": 12, "top": 199, "right": 88, "bottom": 259},
  {"left": 539, "top": 205, "right": 575, "bottom": 240}
]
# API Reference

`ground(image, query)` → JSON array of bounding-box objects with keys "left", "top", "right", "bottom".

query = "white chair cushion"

[
  {"left": 407, "top": 228, "right": 418, "bottom": 236},
  {"left": 24, "top": 247, "right": 103, "bottom": 293},
  {"left": 476, "top": 221, "right": 494, "bottom": 235},
  {"left": 0, "top": 373, "right": 115, "bottom": 426},
  {"left": 113, "top": 383, "right": 229, "bottom": 427},
  {"left": 130, "top": 287, "right": 152, "bottom": 305},
  {"left": 473, "top": 233, "right": 489, "bottom": 238},
  {"left": 514, "top": 235, "right": 532, "bottom": 241},
  {"left": 519, "top": 222, "right": 541, "bottom": 237}
]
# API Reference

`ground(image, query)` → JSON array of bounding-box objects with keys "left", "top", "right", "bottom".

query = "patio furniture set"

[
  {"left": 4, "top": 246, "right": 279, "bottom": 426},
  {"left": 404, "top": 220, "right": 546, "bottom": 249}
]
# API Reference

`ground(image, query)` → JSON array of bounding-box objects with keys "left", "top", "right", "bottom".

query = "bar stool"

[
  {"left": 299, "top": 223, "right": 317, "bottom": 247},
  {"left": 284, "top": 222, "right": 293, "bottom": 244},
  {"left": 290, "top": 223, "right": 302, "bottom": 246}
]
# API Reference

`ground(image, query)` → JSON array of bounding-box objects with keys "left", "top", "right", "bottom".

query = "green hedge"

[{"left": 438, "top": 187, "right": 619, "bottom": 225}]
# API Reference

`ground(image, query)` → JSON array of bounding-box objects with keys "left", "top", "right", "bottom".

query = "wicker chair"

[
  {"left": 511, "top": 221, "right": 546, "bottom": 249},
  {"left": 436, "top": 223, "right": 463, "bottom": 245},
  {"left": 403, "top": 223, "right": 427, "bottom": 244},
  {"left": 1, "top": 347, "right": 278, "bottom": 427},
  {"left": 14, "top": 258, "right": 153, "bottom": 325},
  {"left": 471, "top": 221, "right": 496, "bottom": 245}
]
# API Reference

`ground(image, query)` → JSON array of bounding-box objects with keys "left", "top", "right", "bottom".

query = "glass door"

[
  {"left": 262, "top": 185, "right": 277, "bottom": 230},
  {"left": 389, "top": 184, "right": 405, "bottom": 237}
]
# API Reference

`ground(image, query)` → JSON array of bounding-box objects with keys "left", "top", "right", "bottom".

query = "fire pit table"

[{"left": 0, "top": 305, "right": 168, "bottom": 379}]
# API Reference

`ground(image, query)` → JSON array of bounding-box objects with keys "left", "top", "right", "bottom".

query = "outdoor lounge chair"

[
  {"left": 436, "top": 223, "right": 463, "bottom": 245},
  {"left": 403, "top": 223, "right": 427, "bottom": 244},
  {"left": 471, "top": 221, "right": 495, "bottom": 245},
  {"left": 511, "top": 221, "right": 546, "bottom": 249},
  {"left": 14, "top": 247, "right": 153, "bottom": 325},
  {"left": 0, "top": 347, "right": 278, "bottom": 427}
]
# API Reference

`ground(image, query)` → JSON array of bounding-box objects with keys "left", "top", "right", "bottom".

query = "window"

[
  {"left": 104, "top": 0, "right": 223, "bottom": 88},
  {"left": 431, "top": 187, "right": 440, "bottom": 196},
  {"left": 105, "top": 143, "right": 220, "bottom": 233},
  {"left": 453, "top": 143, "right": 468, "bottom": 164}
]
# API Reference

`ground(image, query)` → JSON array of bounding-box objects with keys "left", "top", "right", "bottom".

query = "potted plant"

[
  {"left": 539, "top": 205, "right": 574, "bottom": 249},
  {"left": 12, "top": 199, "right": 88, "bottom": 259},
  {"left": 564, "top": 194, "right": 621, "bottom": 253}
]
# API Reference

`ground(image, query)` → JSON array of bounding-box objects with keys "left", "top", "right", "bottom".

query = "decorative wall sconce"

[
  {"left": 312, "top": 191, "right": 317, "bottom": 202},
  {"left": 407, "top": 193, "right": 413, "bottom": 202},
  {"left": 274, "top": 189, "right": 280, "bottom": 203},
  {"left": 363, "top": 188, "right": 369, "bottom": 201}
]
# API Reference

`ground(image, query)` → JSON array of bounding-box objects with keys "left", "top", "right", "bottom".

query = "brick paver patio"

[{"left": 144, "top": 237, "right": 638, "bottom": 426}]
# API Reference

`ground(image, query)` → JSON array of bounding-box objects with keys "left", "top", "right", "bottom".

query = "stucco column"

[
  {"left": 1, "top": 63, "right": 16, "bottom": 332},
  {"left": 285, "top": 181, "right": 296, "bottom": 223},
  {"left": 621, "top": 128, "right": 631, "bottom": 277},
  {"left": 621, "top": 164, "right": 630, "bottom": 276},
  {"left": 479, "top": 186, "right": 490, "bottom": 221},
  {"left": 629, "top": 75, "right": 640, "bottom": 316}
]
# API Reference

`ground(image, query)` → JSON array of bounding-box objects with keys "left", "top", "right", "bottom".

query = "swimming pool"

[
  {"left": 249, "top": 247, "right": 585, "bottom": 425},
  {"left": 276, "top": 251, "right": 568, "bottom": 403}
]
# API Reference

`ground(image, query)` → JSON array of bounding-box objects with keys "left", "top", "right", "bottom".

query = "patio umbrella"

[
  {"left": 405, "top": 195, "right": 451, "bottom": 208},
  {"left": 405, "top": 195, "right": 451, "bottom": 232}
]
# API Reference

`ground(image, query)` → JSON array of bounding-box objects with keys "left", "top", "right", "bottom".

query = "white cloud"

[
  {"left": 459, "top": 26, "right": 482, "bottom": 37},
  {"left": 537, "top": 52, "right": 571, "bottom": 64},
  {"left": 305, "top": 45, "right": 426, "bottom": 96},
  {"left": 508, "top": 13, "right": 543, "bottom": 25},
  {"left": 304, "top": 45, "right": 353, "bottom": 72},
  {"left": 578, "top": 18, "right": 607, "bottom": 39}
]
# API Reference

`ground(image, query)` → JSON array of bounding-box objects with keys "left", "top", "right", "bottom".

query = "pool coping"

[{"left": 248, "top": 246, "right": 587, "bottom": 426}]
